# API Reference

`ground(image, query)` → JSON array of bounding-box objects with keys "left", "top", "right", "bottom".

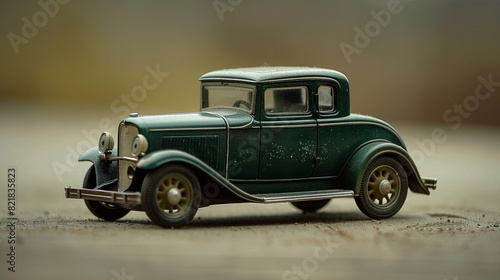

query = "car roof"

[{"left": 199, "top": 67, "right": 348, "bottom": 83}]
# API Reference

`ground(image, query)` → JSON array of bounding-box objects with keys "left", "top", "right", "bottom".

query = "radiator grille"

[
  {"left": 163, "top": 136, "right": 219, "bottom": 169},
  {"left": 118, "top": 123, "right": 139, "bottom": 191}
]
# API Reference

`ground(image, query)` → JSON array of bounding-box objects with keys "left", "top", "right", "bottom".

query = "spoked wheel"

[
  {"left": 141, "top": 164, "right": 201, "bottom": 228},
  {"left": 355, "top": 157, "right": 408, "bottom": 219},
  {"left": 291, "top": 199, "right": 331, "bottom": 213},
  {"left": 83, "top": 166, "right": 130, "bottom": 221}
]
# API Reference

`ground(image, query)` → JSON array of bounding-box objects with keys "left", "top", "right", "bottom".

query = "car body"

[{"left": 65, "top": 67, "right": 437, "bottom": 228}]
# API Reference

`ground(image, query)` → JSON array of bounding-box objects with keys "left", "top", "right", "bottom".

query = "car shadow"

[
  {"left": 74, "top": 211, "right": 419, "bottom": 229},
  {"left": 184, "top": 211, "right": 375, "bottom": 229}
]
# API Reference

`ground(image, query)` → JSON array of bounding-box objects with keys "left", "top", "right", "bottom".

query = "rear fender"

[{"left": 340, "top": 141, "right": 431, "bottom": 195}]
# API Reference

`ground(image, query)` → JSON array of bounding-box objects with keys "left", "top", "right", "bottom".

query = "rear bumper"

[
  {"left": 422, "top": 177, "right": 437, "bottom": 190},
  {"left": 64, "top": 187, "right": 141, "bottom": 206}
]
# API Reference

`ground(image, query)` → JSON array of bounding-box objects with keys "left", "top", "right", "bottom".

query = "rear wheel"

[
  {"left": 83, "top": 166, "right": 130, "bottom": 221},
  {"left": 291, "top": 199, "right": 331, "bottom": 212},
  {"left": 355, "top": 157, "right": 408, "bottom": 219},
  {"left": 141, "top": 164, "right": 201, "bottom": 228}
]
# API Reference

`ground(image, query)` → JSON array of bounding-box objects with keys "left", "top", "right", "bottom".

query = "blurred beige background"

[
  {"left": 1, "top": 0, "right": 499, "bottom": 204},
  {"left": 1, "top": 0, "right": 499, "bottom": 124},
  {"left": 1, "top": 2, "right": 500, "bottom": 280}
]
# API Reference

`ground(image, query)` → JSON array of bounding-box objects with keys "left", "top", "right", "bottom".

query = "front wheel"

[
  {"left": 141, "top": 164, "right": 201, "bottom": 228},
  {"left": 355, "top": 157, "right": 408, "bottom": 219},
  {"left": 83, "top": 167, "right": 130, "bottom": 221}
]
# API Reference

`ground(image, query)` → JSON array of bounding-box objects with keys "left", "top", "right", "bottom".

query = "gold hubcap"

[
  {"left": 156, "top": 174, "right": 192, "bottom": 217},
  {"left": 367, "top": 165, "right": 400, "bottom": 209}
]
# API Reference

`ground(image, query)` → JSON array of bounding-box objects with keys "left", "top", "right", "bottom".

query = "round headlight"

[
  {"left": 98, "top": 132, "right": 114, "bottom": 154},
  {"left": 131, "top": 134, "right": 148, "bottom": 156}
]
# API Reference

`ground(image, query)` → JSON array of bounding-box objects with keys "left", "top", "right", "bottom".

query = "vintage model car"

[{"left": 65, "top": 67, "right": 437, "bottom": 228}]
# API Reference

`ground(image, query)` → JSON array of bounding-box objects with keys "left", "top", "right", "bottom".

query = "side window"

[
  {"left": 318, "top": 85, "right": 335, "bottom": 113},
  {"left": 265, "top": 86, "right": 308, "bottom": 115}
]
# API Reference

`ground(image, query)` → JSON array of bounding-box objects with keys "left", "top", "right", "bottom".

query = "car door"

[
  {"left": 258, "top": 82, "right": 317, "bottom": 179},
  {"left": 313, "top": 82, "right": 347, "bottom": 177}
]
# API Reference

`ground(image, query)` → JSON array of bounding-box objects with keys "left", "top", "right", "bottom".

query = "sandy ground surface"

[{"left": 1, "top": 104, "right": 499, "bottom": 280}]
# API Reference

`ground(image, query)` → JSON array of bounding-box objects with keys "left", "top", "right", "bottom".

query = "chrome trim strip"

[
  {"left": 202, "top": 111, "right": 231, "bottom": 179},
  {"left": 149, "top": 127, "right": 225, "bottom": 132},
  {"left": 261, "top": 124, "right": 317, "bottom": 129},
  {"left": 230, "top": 175, "right": 337, "bottom": 184},
  {"left": 318, "top": 121, "right": 384, "bottom": 127},
  {"left": 265, "top": 114, "right": 313, "bottom": 119},
  {"left": 150, "top": 126, "right": 257, "bottom": 132}
]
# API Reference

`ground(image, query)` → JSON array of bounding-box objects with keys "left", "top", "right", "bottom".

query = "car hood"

[{"left": 123, "top": 110, "right": 254, "bottom": 132}]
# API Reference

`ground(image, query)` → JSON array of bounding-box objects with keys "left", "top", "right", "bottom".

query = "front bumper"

[{"left": 64, "top": 187, "right": 141, "bottom": 206}]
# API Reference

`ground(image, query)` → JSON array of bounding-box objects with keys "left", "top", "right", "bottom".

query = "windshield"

[{"left": 201, "top": 82, "right": 256, "bottom": 114}]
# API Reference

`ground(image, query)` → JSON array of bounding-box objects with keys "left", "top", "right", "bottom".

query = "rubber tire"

[
  {"left": 355, "top": 157, "right": 408, "bottom": 219},
  {"left": 141, "top": 164, "right": 201, "bottom": 228},
  {"left": 83, "top": 166, "right": 130, "bottom": 221},
  {"left": 291, "top": 199, "right": 331, "bottom": 213}
]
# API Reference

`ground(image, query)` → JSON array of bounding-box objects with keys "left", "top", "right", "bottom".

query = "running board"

[
  {"left": 255, "top": 190, "right": 354, "bottom": 204},
  {"left": 65, "top": 186, "right": 353, "bottom": 206}
]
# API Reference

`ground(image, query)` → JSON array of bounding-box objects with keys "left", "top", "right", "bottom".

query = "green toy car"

[{"left": 65, "top": 67, "right": 437, "bottom": 228}]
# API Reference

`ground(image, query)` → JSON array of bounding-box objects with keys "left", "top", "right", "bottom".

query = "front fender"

[
  {"left": 340, "top": 141, "right": 431, "bottom": 195},
  {"left": 136, "top": 150, "right": 265, "bottom": 203},
  {"left": 79, "top": 146, "right": 118, "bottom": 188}
]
